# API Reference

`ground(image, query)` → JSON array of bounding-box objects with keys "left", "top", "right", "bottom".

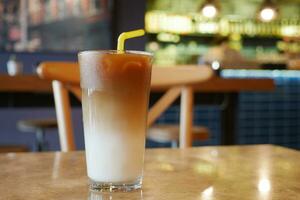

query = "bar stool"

[
  {"left": 17, "top": 119, "right": 57, "bottom": 151},
  {"left": 148, "top": 124, "right": 210, "bottom": 147}
]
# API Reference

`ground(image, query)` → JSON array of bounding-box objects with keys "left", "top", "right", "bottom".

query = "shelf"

[{"left": 145, "top": 11, "right": 300, "bottom": 37}]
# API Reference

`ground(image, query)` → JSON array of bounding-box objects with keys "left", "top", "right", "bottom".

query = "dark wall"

[
  {"left": 29, "top": 18, "right": 111, "bottom": 52},
  {"left": 112, "top": 0, "right": 147, "bottom": 51}
]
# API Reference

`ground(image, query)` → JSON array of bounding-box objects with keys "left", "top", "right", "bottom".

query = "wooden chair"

[{"left": 37, "top": 62, "right": 213, "bottom": 152}]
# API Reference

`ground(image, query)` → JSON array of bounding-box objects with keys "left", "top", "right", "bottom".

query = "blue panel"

[{"left": 223, "top": 69, "right": 300, "bottom": 149}]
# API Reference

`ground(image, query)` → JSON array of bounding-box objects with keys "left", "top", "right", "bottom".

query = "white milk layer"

[{"left": 82, "top": 89, "right": 146, "bottom": 183}]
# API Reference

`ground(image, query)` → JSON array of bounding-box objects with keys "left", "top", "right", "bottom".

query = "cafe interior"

[{"left": 1, "top": 0, "right": 300, "bottom": 199}]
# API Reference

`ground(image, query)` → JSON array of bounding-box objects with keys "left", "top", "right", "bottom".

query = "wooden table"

[
  {"left": 205, "top": 77, "right": 274, "bottom": 145},
  {"left": 0, "top": 74, "right": 274, "bottom": 146},
  {"left": 0, "top": 74, "right": 52, "bottom": 92},
  {"left": 151, "top": 76, "right": 274, "bottom": 92},
  {"left": 153, "top": 77, "right": 275, "bottom": 145},
  {"left": 0, "top": 75, "right": 274, "bottom": 93},
  {"left": 1, "top": 145, "right": 299, "bottom": 199},
  {"left": 198, "top": 77, "right": 274, "bottom": 145}
]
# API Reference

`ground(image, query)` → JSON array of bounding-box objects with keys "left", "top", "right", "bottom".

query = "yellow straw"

[{"left": 117, "top": 29, "right": 145, "bottom": 52}]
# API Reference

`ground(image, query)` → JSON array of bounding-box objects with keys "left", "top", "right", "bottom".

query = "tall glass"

[{"left": 78, "top": 50, "right": 152, "bottom": 192}]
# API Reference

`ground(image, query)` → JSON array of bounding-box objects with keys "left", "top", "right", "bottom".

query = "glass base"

[{"left": 89, "top": 177, "right": 142, "bottom": 192}]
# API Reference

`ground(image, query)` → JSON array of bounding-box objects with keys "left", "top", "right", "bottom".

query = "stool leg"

[
  {"left": 180, "top": 86, "right": 194, "bottom": 148},
  {"left": 171, "top": 140, "right": 178, "bottom": 148},
  {"left": 36, "top": 129, "right": 45, "bottom": 152}
]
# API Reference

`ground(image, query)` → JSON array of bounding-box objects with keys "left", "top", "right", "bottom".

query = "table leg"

[{"left": 221, "top": 93, "right": 238, "bottom": 145}]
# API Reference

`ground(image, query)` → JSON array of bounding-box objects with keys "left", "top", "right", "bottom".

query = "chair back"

[{"left": 37, "top": 62, "right": 213, "bottom": 151}]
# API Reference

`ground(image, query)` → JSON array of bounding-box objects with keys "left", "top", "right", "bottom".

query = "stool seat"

[
  {"left": 17, "top": 119, "right": 58, "bottom": 152},
  {"left": 17, "top": 119, "right": 57, "bottom": 132},
  {"left": 147, "top": 124, "right": 210, "bottom": 145}
]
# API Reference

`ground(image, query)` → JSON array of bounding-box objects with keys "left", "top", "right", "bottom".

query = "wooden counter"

[
  {"left": 0, "top": 74, "right": 274, "bottom": 93},
  {"left": 0, "top": 75, "right": 52, "bottom": 92},
  {"left": 193, "top": 76, "right": 274, "bottom": 92},
  {"left": 0, "top": 74, "right": 274, "bottom": 145},
  {"left": 0, "top": 145, "right": 299, "bottom": 199}
]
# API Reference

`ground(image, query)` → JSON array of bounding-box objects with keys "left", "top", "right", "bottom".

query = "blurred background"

[{"left": 1, "top": 0, "right": 300, "bottom": 152}]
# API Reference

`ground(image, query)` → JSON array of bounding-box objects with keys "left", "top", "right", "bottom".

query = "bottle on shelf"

[{"left": 7, "top": 55, "right": 23, "bottom": 76}]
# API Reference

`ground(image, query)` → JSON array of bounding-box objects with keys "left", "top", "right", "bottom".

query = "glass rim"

[{"left": 78, "top": 50, "right": 153, "bottom": 57}]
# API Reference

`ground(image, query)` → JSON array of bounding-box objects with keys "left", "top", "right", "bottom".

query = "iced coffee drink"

[{"left": 78, "top": 50, "right": 152, "bottom": 191}]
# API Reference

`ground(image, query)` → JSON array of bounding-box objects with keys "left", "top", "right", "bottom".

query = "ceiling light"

[
  {"left": 202, "top": 4, "right": 217, "bottom": 18},
  {"left": 260, "top": 7, "right": 276, "bottom": 22},
  {"left": 258, "top": 0, "right": 278, "bottom": 22},
  {"left": 200, "top": 0, "right": 219, "bottom": 19}
]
